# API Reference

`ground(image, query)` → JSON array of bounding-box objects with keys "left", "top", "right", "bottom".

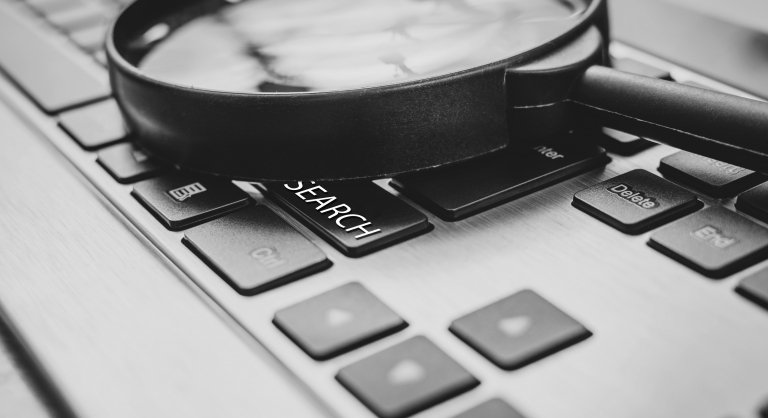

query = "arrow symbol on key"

[
  {"left": 387, "top": 360, "right": 426, "bottom": 386},
  {"left": 497, "top": 316, "right": 532, "bottom": 338},
  {"left": 324, "top": 308, "right": 354, "bottom": 328}
]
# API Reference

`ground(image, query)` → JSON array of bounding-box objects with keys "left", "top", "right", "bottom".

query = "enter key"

[{"left": 391, "top": 143, "right": 609, "bottom": 220}]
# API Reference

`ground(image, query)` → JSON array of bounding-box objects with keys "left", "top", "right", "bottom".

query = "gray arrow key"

[
  {"left": 453, "top": 399, "right": 527, "bottom": 418},
  {"left": 184, "top": 206, "right": 331, "bottom": 295},
  {"left": 450, "top": 290, "right": 591, "bottom": 370},
  {"left": 336, "top": 336, "right": 479, "bottom": 418},
  {"left": 274, "top": 283, "right": 406, "bottom": 360}
]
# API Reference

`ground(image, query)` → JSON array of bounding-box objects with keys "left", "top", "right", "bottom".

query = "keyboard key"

[
  {"left": 612, "top": 57, "right": 671, "bottom": 80},
  {"left": 273, "top": 283, "right": 407, "bottom": 360},
  {"left": 736, "top": 268, "right": 768, "bottom": 311},
  {"left": 450, "top": 290, "right": 590, "bottom": 370},
  {"left": 263, "top": 182, "right": 429, "bottom": 257},
  {"left": 736, "top": 183, "right": 768, "bottom": 224},
  {"left": 92, "top": 49, "right": 107, "bottom": 67},
  {"left": 336, "top": 336, "right": 479, "bottom": 418},
  {"left": 68, "top": 23, "right": 107, "bottom": 52},
  {"left": 59, "top": 99, "right": 127, "bottom": 149},
  {"left": 183, "top": 206, "right": 330, "bottom": 295},
  {"left": 44, "top": 4, "right": 106, "bottom": 32},
  {"left": 573, "top": 169, "right": 702, "bottom": 234},
  {"left": 595, "top": 127, "right": 654, "bottom": 155},
  {"left": 132, "top": 174, "right": 250, "bottom": 231},
  {"left": 0, "top": 4, "right": 110, "bottom": 113},
  {"left": 453, "top": 399, "right": 526, "bottom": 418},
  {"left": 649, "top": 206, "right": 768, "bottom": 278},
  {"left": 26, "top": 0, "right": 81, "bottom": 15},
  {"left": 761, "top": 399, "right": 768, "bottom": 418},
  {"left": 659, "top": 151, "right": 766, "bottom": 197},
  {"left": 97, "top": 142, "right": 167, "bottom": 183},
  {"left": 390, "top": 143, "right": 608, "bottom": 220}
]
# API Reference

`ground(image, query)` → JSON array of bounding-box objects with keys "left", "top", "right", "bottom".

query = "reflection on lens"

[{"left": 139, "top": 0, "right": 587, "bottom": 93}]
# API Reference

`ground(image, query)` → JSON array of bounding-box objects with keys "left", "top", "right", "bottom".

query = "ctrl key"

[{"left": 183, "top": 206, "right": 331, "bottom": 295}]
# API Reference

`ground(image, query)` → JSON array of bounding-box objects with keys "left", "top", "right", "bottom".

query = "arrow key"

[
  {"left": 450, "top": 290, "right": 591, "bottom": 370},
  {"left": 336, "top": 336, "right": 479, "bottom": 418},
  {"left": 273, "top": 283, "right": 407, "bottom": 360}
]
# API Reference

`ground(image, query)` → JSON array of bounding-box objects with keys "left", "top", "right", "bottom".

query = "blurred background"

[{"left": 610, "top": 0, "right": 768, "bottom": 99}]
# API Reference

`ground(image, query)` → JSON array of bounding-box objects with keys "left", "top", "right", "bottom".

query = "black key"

[
  {"left": 59, "top": 99, "right": 127, "bottom": 149},
  {"left": 390, "top": 143, "right": 608, "bottom": 221},
  {"left": 573, "top": 169, "right": 702, "bottom": 234},
  {"left": 736, "top": 183, "right": 768, "bottom": 224},
  {"left": 450, "top": 290, "right": 590, "bottom": 370},
  {"left": 595, "top": 127, "right": 654, "bottom": 155},
  {"left": 183, "top": 206, "right": 330, "bottom": 295},
  {"left": 659, "top": 151, "right": 766, "bottom": 197},
  {"left": 263, "top": 182, "right": 429, "bottom": 257},
  {"left": 761, "top": 400, "right": 768, "bottom": 418},
  {"left": 97, "top": 143, "right": 167, "bottom": 183},
  {"left": 453, "top": 399, "right": 526, "bottom": 418},
  {"left": 0, "top": 5, "right": 110, "bottom": 113},
  {"left": 336, "top": 336, "right": 479, "bottom": 418},
  {"left": 736, "top": 268, "right": 768, "bottom": 311},
  {"left": 273, "top": 282, "right": 406, "bottom": 360},
  {"left": 649, "top": 206, "right": 768, "bottom": 278},
  {"left": 612, "top": 57, "right": 671, "bottom": 80},
  {"left": 132, "top": 174, "right": 250, "bottom": 231}
]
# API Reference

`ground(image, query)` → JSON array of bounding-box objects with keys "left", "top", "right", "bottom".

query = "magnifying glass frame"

[{"left": 107, "top": 0, "right": 609, "bottom": 181}]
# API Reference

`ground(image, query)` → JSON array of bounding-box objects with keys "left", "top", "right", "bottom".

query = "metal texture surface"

[
  {"left": 0, "top": 322, "right": 58, "bottom": 418},
  {"left": 0, "top": 73, "right": 332, "bottom": 418},
  {"left": 1, "top": 3, "right": 768, "bottom": 417}
]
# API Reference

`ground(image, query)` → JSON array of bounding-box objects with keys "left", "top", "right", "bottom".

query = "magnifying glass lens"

[{"left": 135, "top": 0, "right": 588, "bottom": 93}]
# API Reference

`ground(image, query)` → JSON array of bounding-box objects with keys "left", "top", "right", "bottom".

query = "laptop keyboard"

[{"left": 2, "top": 0, "right": 768, "bottom": 416}]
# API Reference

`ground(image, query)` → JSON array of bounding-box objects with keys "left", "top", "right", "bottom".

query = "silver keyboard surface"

[{"left": 1, "top": 0, "right": 768, "bottom": 417}]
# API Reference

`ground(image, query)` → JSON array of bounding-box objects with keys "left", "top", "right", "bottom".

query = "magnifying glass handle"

[{"left": 571, "top": 65, "right": 768, "bottom": 172}]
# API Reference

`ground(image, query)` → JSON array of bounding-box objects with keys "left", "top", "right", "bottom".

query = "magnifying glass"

[{"left": 107, "top": 0, "right": 768, "bottom": 181}]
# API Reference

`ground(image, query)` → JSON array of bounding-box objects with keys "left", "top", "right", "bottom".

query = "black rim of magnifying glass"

[{"left": 106, "top": 0, "right": 609, "bottom": 182}]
